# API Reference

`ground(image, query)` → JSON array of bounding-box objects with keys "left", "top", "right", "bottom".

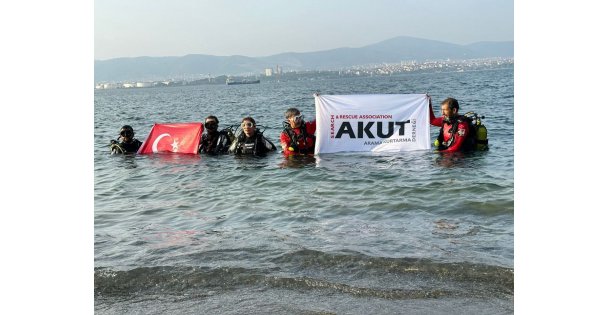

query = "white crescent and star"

[{"left": 152, "top": 133, "right": 179, "bottom": 153}]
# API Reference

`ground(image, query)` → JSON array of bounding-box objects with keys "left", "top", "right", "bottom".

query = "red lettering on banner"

[{"left": 330, "top": 114, "right": 335, "bottom": 138}]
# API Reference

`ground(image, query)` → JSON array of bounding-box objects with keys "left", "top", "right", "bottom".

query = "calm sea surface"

[{"left": 94, "top": 67, "right": 514, "bottom": 314}]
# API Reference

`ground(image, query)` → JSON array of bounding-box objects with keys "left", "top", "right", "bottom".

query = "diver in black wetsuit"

[
  {"left": 110, "top": 125, "right": 142, "bottom": 154},
  {"left": 228, "top": 117, "right": 276, "bottom": 157},
  {"left": 199, "top": 115, "right": 234, "bottom": 155}
]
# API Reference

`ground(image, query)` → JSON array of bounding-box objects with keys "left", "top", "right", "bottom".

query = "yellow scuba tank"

[
  {"left": 463, "top": 111, "right": 489, "bottom": 151},
  {"left": 476, "top": 122, "right": 488, "bottom": 151}
]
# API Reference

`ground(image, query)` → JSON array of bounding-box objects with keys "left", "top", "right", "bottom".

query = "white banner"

[{"left": 314, "top": 94, "right": 430, "bottom": 154}]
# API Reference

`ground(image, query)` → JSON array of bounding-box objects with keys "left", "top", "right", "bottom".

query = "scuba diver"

[
  {"left": 199, "top": 115, "right": 235, "bottom": 154},
  {"left": 429, "top": 96, "right": 488, "bottom": 152},
  {"left": 228, "top": 117, "right": 276, "bottom": 156},
  {"left": 279, "top": 107, "right": 316, "bottom": 156},
  {"left": 110, "top": 125, "right": 143, "bottom": 154}
]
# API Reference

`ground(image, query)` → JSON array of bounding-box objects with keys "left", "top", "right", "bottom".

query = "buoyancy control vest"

[
  {"left": 435, "top": 112, "right": 488, "bottom": 151},
  {"left": 200, "top": 128, "right": 235, "bottom": 154},
  {"left": 230, "top": 131, "right": 276, "bottom": 156},
  {"left": 110, "top": 139, "right": 142, "bottom": 154},
  {"left": 282, "top": 121, "right": 316, "bottom": 154}
]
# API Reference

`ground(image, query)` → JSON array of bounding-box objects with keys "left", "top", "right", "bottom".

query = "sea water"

[{"left": 94, "top": 66, "right": 514, "bottom": 314}]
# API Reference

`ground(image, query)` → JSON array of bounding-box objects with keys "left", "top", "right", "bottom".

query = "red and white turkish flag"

[{"left": 138, "top": 122, "right": 204, "bottom": 154}]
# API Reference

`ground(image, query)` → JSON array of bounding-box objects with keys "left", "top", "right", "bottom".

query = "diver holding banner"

[{"left": 428, "top": 95, "right": 488, "bottom": 152}]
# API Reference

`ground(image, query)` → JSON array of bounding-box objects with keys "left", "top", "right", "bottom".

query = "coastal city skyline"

[{"left": 95, "top": 57, "right": 513, "bottom": 89}]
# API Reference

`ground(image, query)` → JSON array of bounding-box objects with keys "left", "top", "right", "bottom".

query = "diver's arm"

[{"left": 429, "top": 100, "right": 443, "bottom": 127}]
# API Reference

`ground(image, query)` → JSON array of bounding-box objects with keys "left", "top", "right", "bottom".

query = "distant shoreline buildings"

[{"left": 95, "top": 57, "right": 513, "bottom": 90}]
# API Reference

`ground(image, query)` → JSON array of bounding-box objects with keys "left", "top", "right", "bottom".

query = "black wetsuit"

[
  {"left": 229, "top": 131, "right": 276, "bottom": 156},
  {"left": 111, "top": 139, "right": 142, "bottom": 154},
  {"left": 199, "top": 130, "right": 232, "bottom": 154}
]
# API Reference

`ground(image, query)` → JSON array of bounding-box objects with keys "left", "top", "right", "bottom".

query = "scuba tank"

[
  {"left": 475, "top": 122, "right": 488, "bottom": 151},
  {"left": 463, "top": 112, "right": 489, "bottom": 151}
]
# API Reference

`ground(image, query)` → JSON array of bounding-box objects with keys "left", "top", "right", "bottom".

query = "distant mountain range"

[{"left": 94, "top": 36, "right": 513, "bottom": 83}]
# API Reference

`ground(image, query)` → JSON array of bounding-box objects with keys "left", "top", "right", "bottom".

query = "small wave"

[
  {"left": 95, "top": 250, "right": 513, "bottom": 299},
  {"left": 94, "top": 266, "right": 471, "bottom": 301},
  {"left": 272, "top": 249, "right": 513, "bottom": 292},
  {"left": 263, "top": 276, "right": 448, "bottom": 299}
]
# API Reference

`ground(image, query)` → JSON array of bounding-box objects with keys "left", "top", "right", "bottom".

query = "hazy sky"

[{"left": 95, "top": 0, "right": 513, "bottom": 60}]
